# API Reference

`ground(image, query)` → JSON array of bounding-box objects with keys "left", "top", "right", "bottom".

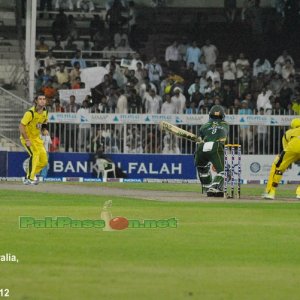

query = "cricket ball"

[{"left": 109, "top": 217, "right": 129, "bottom": 230}]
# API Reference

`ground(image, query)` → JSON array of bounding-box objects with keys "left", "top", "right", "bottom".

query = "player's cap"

[
  {"left": 209, "top": 105, "right": 225, "bottom": 120},
  {"left": 290, "top": 118, "right": 300, "bottom": 129}
]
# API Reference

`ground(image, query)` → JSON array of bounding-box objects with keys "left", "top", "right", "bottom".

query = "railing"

[
  {"left": 0, "top": 87, "right": 30, "bottom": 147},
  {"left": 36, "top": 9, "right": 110, "bottom": 20},
  {"left": 46, "top": 112, "right": 292, "bottom": 155},
  {"left": 47, "top": 122, "right": 287, "bottom": 155},
  {"left": 35, "top": 49, "right": 136, "bottom": 70},
  {"left": 36, "top": 49, "right": 135, "bottom": 58},
  {"left": 0, "top": 132, "right": 22, "bottom": 151}
]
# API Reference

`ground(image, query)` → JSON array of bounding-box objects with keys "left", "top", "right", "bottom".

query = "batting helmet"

[{"left": 209, "top": 105, "right": 225, "bottom": 120}]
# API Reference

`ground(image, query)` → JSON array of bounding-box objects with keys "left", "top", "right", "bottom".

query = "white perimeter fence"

[{"left": 47, "top": 113, "right": 293, "bottom": 155}]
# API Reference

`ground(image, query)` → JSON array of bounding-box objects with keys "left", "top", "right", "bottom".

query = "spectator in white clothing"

[
  {"left": 256, "top": 86, "right": 273, "bottom": 111},
  {"left": 116, "top": 90, "right": 128, "bottom": 113},
  {"left": 236, "top": 52, "right": 250, "bottom": 79},
  {"left": 274, "top": 50, "right": 294, "bottom": 75},
  {"left": 139, "top": 77, "right": 157, "bottom": 99},
  {"left": 77, "top": 0, "right": 95, "bottom": 12},
  {"left": 129, "top": 52, "right": 144, "bottom": 71},
  {"left": 171, "top": 87, "right": 186, "bottom": 114},
  {"left": 161, "top": 94, "right": 176, "bottom": 114},
  {"left": 206, "top": 64, "right": 221, "bottom": 85},
  {"left": 255, "top": 107, "right": 268, "bottom": 153},
  {"left": 238, "top": 99, "right": 254, "bottom": 154},
  {"left": 44, "top": 50, "right": 58, "bottom": 77},
  {"left": 165, "top": 41, "right": 180, "bottom": 73},
  {"left": 144, "top": 88, "right": 162, "bottom": 113},
  {"left": 162, "top": 132, "right": 180, "bottom": 154},
  {"left": 222, "top": 54, "right": 236, "bottom": 87},
  {"left": 195, "top": 55, "right": 208, "bottom": 76},
  {"left": 201, "top": 39, "right": 219, "bottom": 66},
  {"left": 253, "top": 58, "right": 272, "bottom": 77},
  {"left": 282, "top": 59, "right": 295, "bottom": 80},
  {"left": 145, "top": 56, "right": 163, "bottom": 91},
  {"left": 77, "top": 100, "right": 91, "bottom": 152}
]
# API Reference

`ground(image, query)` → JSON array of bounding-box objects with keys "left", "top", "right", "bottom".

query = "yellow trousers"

[
  {"left": 266, "top": 139, "right": 300, "bottom": 193},
  {"left": 21, "top": 138, "right": 48, "bottom": 180}
]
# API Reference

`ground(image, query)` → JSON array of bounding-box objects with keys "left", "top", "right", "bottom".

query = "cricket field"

[{"left": 1, "top": 182, "right": 300, "bottom": 300}]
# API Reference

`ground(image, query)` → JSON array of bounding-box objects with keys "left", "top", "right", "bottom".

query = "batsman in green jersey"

[{"left": 194, "top": 105, "right": 229, "bottom": 197}]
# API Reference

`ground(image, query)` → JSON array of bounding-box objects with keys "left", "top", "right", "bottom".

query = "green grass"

[{"left": 1, "top": 186, "right": 300, "bottom": 300}]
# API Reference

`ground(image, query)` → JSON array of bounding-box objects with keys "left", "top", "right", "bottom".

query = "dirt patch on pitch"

[{"left": 0, "top": 182, "right": 298, "bottom": 203}]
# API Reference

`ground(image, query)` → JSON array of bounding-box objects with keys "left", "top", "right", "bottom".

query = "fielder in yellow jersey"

[
  {"left": 19, "top": 95, "right": 48, "bottom": 185},
  {"left": 263, "top": 118, "right": 300, "bottom": 199}
]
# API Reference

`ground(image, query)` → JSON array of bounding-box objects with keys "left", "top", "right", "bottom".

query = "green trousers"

[{"left": 194, "top": 141, "right": 224, "bottom": 173}]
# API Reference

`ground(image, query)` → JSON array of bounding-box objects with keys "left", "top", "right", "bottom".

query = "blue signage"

[{"left": 6, "top": 152, "right": 197, "bottom": 179}]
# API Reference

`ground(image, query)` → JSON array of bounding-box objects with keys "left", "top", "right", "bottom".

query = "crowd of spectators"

[{"left": 35, "top": 39, "right": 300, "bottom": 117}]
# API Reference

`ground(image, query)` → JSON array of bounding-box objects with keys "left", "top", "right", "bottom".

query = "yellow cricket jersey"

[
  {"left": 20, "top": 106, "right": 48, "bottom": 140},
  {"left": 282, "top": 127, "right": 300, "bottom": 150}
]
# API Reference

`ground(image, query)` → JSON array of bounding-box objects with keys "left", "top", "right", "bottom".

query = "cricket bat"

[{"left": 159, "top": 121, "right": 202, "bottom": 143}]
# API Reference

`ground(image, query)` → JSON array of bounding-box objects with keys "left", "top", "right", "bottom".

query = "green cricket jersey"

[{"left": 199, "top": 120, "right": 229, "bottom": 143}]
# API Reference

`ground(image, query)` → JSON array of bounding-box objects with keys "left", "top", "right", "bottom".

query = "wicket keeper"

[
  {"left": 263, "top": 118, "right": 300, "bottom": 199},
  {"left": 19, "top": 94, "right": 48, "bottom": 185},
  {"left": 194, "top": 105, "right": 229, "bottom": 197}
]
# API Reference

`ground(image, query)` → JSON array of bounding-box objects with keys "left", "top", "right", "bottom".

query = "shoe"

[
  {"left": 207, "top": 191, "right": 224, "bottom": 197},
  {"left": 207, "top": 187, "right": 224, "bottom": 197},
  {"left": 262, "top": 189, "right": 275, "bottom": 200},
  {"left": 23, "top": 179, "right": 38, "bottom": 185},
  {"left": 201, "top": 184, "right": 210, "bottom": 194}
]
